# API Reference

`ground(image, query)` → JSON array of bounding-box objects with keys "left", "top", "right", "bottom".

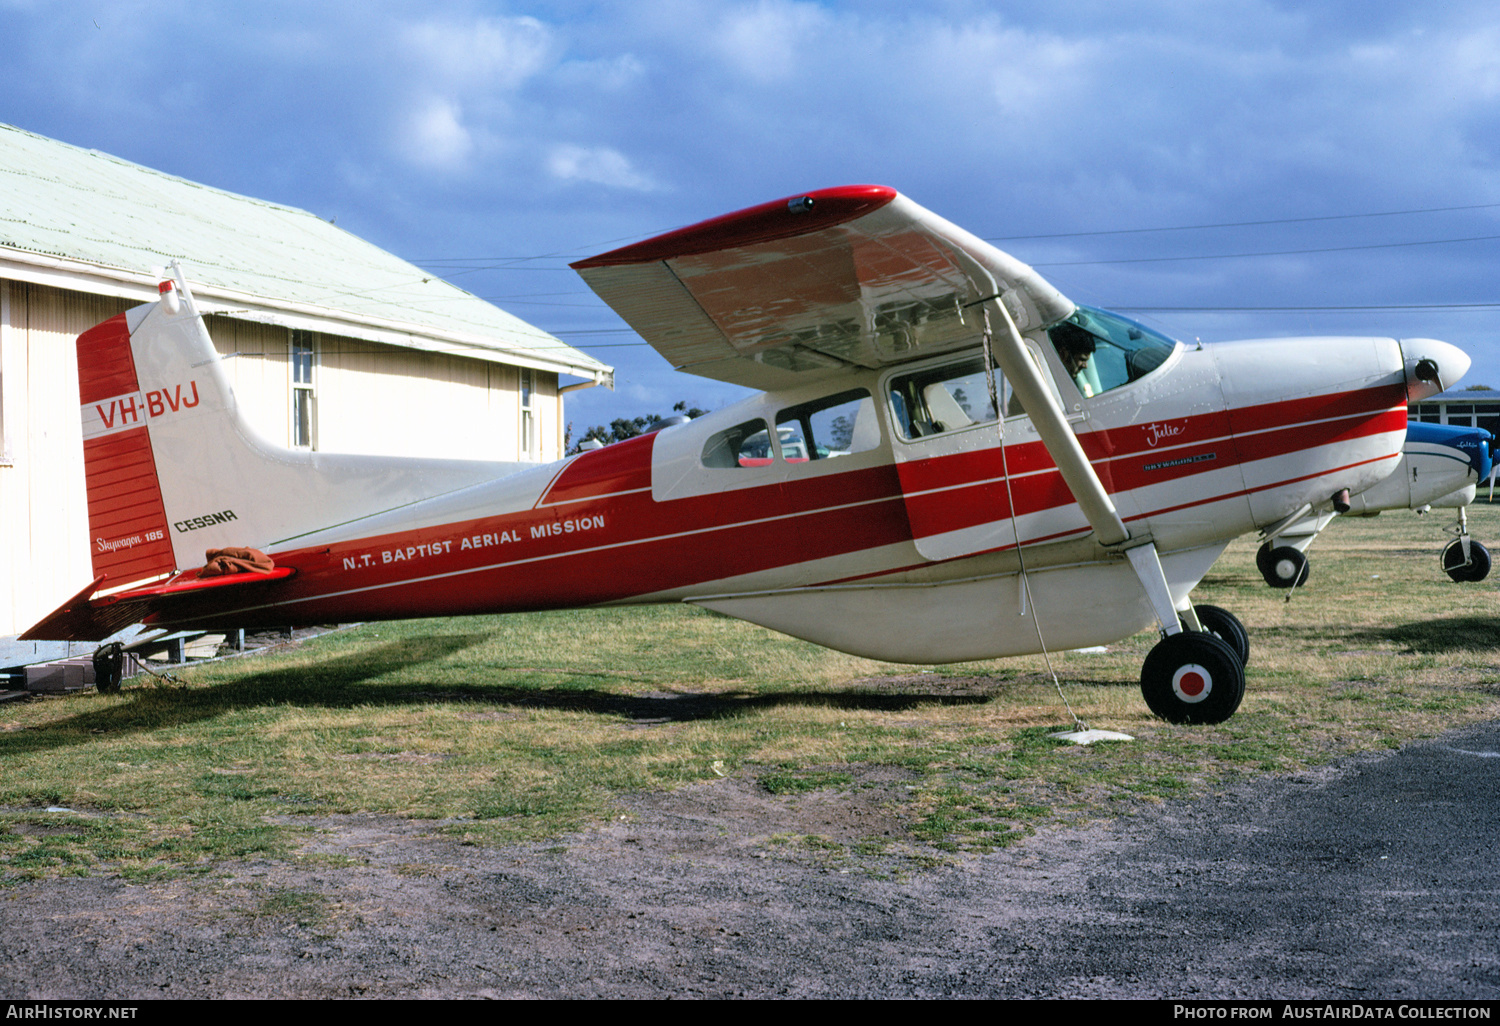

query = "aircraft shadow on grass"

[
  {"left": 1348, "top": 616, "right": 1500, "bottom": 655},
  {"left": 2, "top": 634, "right": 1147, "bottom": 758}
]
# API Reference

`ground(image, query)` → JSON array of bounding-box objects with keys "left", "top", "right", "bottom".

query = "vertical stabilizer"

[
  {"left": 72, "top": 273, "right": 517, "bottom": 580},
  {"left": 77, "top": 313, "right": 176, "bottom": 587}
]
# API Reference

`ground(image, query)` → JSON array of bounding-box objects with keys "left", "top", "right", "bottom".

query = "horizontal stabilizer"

[{"left": 19, "top": 567, "right": 295, "bottom": 642}]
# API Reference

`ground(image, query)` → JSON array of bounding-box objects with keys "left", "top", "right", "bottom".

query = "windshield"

[{"left": 1047, "top": 305, "right": 1177, "bottom": 398}]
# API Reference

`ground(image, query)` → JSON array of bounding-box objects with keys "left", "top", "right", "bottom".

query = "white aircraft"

[
  {"left": 1254, "top": 421, "right": 1493, "bottom": 587},
  {"left": 24, "top": 185, "right": 1469, "bottom": 725}
]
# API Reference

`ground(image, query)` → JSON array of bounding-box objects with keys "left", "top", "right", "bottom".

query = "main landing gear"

[
  {"left": 1123, "top": 544, "right": 1250, "bottom": 724},
  {"left": 1140, "top": 605, "right": 1249, "bottom": 725}
]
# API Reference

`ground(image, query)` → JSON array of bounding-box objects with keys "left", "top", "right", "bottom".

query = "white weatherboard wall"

[
  {"left": 1, "top": 282, "right": 127, "bottom": 651},
  {"left": 201, "top": 315, "right": 559, "bottom": 461}
]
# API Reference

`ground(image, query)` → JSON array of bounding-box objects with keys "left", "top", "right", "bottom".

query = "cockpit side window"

[
  {"left": 1047, "top": 305, "right": 1177, "bottom": 398},
  {"left": 888, "top": 356, "right": 1013, "bottom": 441}
]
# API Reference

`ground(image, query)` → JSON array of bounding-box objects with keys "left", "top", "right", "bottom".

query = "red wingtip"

[{"left": 571, "top": 185, "right": 898, "bottom": 268}]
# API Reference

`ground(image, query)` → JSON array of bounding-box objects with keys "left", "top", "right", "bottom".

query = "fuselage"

[{"left": 145, "top": 325, "right": 1425, "bottom": 659}]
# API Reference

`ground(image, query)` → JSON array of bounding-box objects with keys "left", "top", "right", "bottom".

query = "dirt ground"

[{"left": 3, "top": 717, "right": 1498, "bottom": 1000}]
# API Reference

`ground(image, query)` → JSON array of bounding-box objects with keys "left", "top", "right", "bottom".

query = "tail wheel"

[
  {"left": 92, "top": 642, "right": 124, "bottom": 695},
  {"left": 1442, "top": 539, "right": 1491, "bottom": 583},
  {"left": 1193, "top": 604, "right": 1249, "bottom": 667},
  {"left": 1257, "top": 545, "right": 1309, "bottom": 589},
  {"left": 1141, "top": 631, "right": 1245, "bottom": 725}
]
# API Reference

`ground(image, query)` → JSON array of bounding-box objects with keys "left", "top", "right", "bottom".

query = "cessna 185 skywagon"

[{"left": 24, "top": 185, "right": 1469, "bottom": 724}]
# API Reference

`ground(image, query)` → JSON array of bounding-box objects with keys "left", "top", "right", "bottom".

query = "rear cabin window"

[
  {"left": 774, "top": 389, "right": 879, "bottom": 461},
  {"left": 702, "top": 419, "right": 774, "bottom": 468},
  {"left": 702, "top": 389, "right": 880, "bottom": 469}
]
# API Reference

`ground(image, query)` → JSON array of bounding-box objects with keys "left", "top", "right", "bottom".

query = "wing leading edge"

[{"left": 572, "top": 185, "right": 1075, "bottom": 390}]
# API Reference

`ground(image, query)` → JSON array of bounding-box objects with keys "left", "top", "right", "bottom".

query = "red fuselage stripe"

[{"left": 146, "top": 385, "right": 1406, "bottom": 630}]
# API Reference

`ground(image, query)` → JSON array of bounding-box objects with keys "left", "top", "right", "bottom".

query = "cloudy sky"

[{"left": 5, "top": 0, "right": 1500, "bottom": 431}]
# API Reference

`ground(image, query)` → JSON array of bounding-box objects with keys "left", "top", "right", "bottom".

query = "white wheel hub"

[{"left": 1172, "top": 663, "right": 1212, "bottom": 703}]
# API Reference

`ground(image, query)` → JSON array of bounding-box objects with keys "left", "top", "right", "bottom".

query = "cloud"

[
  {"left": 400, "top": 15, "right": 554, "bottom": 91},
  {"left": 398, "top": 96, "right": 474, "bottom": 171},
  {"left": 384, "top": 15, "right": 560, "bottom": 174},
  {"left": 547, "top": 144, "right": 657, "bottom": 191},
  {"left": 712, "top": 0, "right": 832, "bottom": 83}
]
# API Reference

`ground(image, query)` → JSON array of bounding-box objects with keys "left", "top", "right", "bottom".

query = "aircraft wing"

[{"left": 572, "top": 185, "right": 1075, "bottom": 390}]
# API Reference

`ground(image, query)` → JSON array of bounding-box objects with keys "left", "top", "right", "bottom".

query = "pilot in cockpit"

[{"left": 1050, "top": 322, "right": 1099, "bottom": 398}]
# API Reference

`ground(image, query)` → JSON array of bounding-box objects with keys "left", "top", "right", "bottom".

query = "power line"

[
  {"left": 412, "top": 201, "right": 1500, "bottom": 266},
  {"left": 1115, "top": 302, "right": 1500, "bottom": 313},
  {"left": 1032, "top": 233, "right": 1500, "bottom": 267},
  {"left": 987, "top": 200, "right": 1500, "bottom": 241}
]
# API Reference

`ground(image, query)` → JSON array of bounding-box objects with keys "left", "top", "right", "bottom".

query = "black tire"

[
  {"left": 92, "top": 643, "right": 124, "bottom": 695},
  {"left": 1442, "top": 539, "right": 1491, "bottom": 583},
  {"left": 1141, "top": 631, "right": 1245, "bottom": 725},
  {"left": 1259, "top": 545, "right": 1309, "bottom": 589},
  {"left": 1255, "top": 542, "right": 1276, "bottom": 581},
  {"left": 1194, "top": 604, "right": 1250, "bottom": 667}
]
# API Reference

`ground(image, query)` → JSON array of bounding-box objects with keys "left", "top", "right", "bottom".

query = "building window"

[
  {"left": 291, "top": 330, "right": 317, "bottom": 449},
  {"left": 520, "top": 367, "right": 535, "bottom": 459}
]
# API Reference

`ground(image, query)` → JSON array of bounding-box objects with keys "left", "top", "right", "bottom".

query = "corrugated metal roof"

[
  {"left": 1412, "top": 389, "right": 1500, "bottom": 404},
  {"left": 0, "top": 123, "right": 611, "bottom": 383}
]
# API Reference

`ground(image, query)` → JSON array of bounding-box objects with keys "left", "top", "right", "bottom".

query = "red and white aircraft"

[{"left": 24, "top": 185, "right": 1468, "bottom": 724}]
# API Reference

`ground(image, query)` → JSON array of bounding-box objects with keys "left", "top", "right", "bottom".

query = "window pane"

[
  {"left": 889, "top": 358, "right": 1003, "bottom": 440},
  {"left": 775, "top": 388, "right": 878, "bottom": 459},
  {"left": 1047, "top": 305, "right": 1176, "bottom": 397},
  {"left": 293, "top": 388, "right": 313, "bottom": 448},
  {"left": 291, "top": 332, "right": 314, "bottom": 385},
  {"left": 702, "top": 419, "right": 772, "bottom": 468}
]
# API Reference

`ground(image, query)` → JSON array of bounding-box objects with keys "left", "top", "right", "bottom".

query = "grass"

[{"left": 3, "top": 504, "right": 1499, "bottom": 878}]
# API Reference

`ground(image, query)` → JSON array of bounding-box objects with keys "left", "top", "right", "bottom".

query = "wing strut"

[{"left": 985, "top": 295, "right": 1187, "bottom": 636}]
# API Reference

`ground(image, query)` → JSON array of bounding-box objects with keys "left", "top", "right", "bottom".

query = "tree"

[
  {"left": 827, "top": 415, "right": 854, "bottom": 451},
  {"left": 565, "top": 402, "right": 711, "bottom": 454}
]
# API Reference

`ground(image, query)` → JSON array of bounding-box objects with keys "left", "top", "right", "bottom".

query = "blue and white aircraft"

[{"left": 1255, "top": 420, "right": 1494, "bottom": 587}]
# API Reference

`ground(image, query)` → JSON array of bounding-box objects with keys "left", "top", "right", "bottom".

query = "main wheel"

[
  {"left": 1442, "top": 538, "right": 1491, "bottom": 582},
  {"left": 1257, "top": 545, "right": 1309, "bottom": 589},
  {"left": 1141, "top": 631, "right": 1245, "bottom": 725},
  {"left": 1193, "top": 604, "right": 1250, "bottom": 667}
]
